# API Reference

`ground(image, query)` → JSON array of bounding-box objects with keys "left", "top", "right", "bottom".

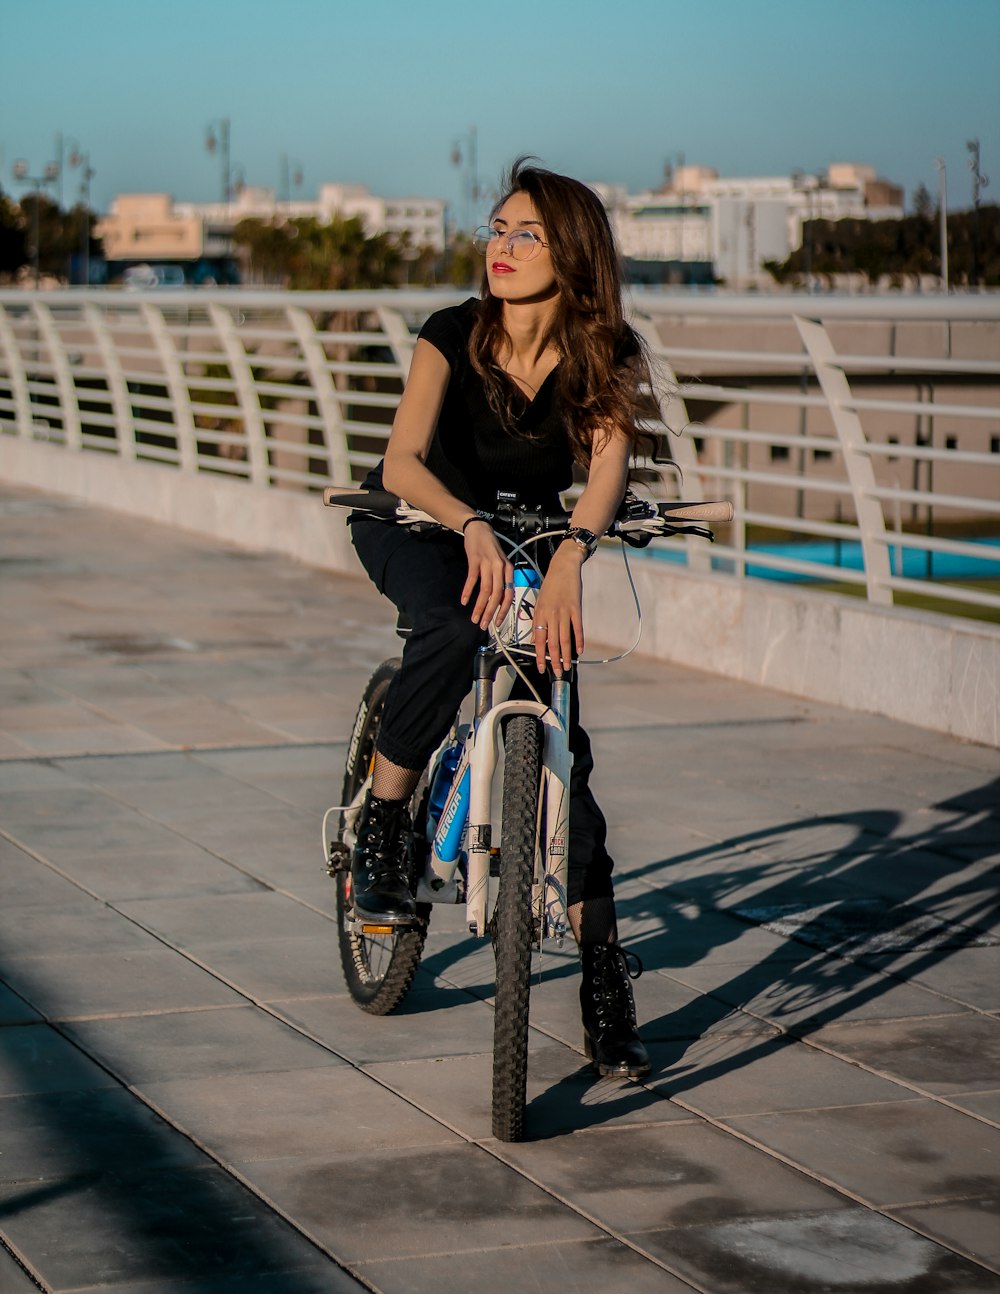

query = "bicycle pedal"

[
  {"left": 346, "top": 909, "right": 420, "bottom": 936},
  {"left": 327, "top": 842, "right": 350, "bottom": 876}
]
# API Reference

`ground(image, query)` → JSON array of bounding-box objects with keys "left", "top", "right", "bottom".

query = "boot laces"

[
  {"left": 591, "top": 943, "right": 642, "bottom": 1030},
  {"left": 358, "top": 798, "right": 410, "bottom": 878}
]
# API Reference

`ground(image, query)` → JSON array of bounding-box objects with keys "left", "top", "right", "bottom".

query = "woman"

[{"left": 349, "top": 158, "right": 654, "bottom": 1077}]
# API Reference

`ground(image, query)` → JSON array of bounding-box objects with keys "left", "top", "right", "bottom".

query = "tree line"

[
  {"left": 231, "top": 214, "right": 479, "bottom": 289},
  {"left": 0, "top": 191, "right": 98, "bottom": 282},
  {"left": 764, "top": 204, "right": 1000, "bottom": 288}
]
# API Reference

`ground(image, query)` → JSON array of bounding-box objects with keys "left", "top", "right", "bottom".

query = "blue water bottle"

[{"left": 427, "top": 739, "right": 463, "bottom": 833}]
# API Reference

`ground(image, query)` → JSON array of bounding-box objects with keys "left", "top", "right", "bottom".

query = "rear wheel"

[
  {"left": 491, "top": 714, "right": 542, "bottom": 1142},
  {"left": 335, "top": 659, "right": 428, "bottom": 1015}
]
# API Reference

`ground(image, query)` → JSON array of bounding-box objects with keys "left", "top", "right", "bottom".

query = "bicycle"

[{"left": 322, "top": 486, "right": 732, "bottom": 1141}]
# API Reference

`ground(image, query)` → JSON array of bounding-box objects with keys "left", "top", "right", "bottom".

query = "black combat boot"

[
  {"left": 349, "top": 791, "right": 418, "bottom": 924},
  {"left": 580, "top": 942, "right": 651, "bottom": 1077}
]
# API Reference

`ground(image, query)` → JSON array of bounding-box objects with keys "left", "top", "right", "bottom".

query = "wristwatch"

[{"left": 563, "top": 527, "right": 600, "bottom": 561}]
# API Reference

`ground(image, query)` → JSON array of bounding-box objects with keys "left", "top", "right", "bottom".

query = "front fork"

[{"left": 457, "top": 654, "right": 572, "bottom": 938}]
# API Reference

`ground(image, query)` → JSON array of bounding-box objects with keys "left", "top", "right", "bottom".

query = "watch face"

[{"left": 567, "top": 528, "right": 598, "bottom": 557}]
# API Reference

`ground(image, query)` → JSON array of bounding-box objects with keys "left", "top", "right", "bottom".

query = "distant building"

[
  {"left": 598, "top": 163, "right": 905, "bottom": 287},
  {"left": 96, "top": 183, "right": 447, "bottom": 283}
]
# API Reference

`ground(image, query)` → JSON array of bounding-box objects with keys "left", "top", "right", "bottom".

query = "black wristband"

[{"left": 462, "top": 515, "right": 490, "bottom": 534}]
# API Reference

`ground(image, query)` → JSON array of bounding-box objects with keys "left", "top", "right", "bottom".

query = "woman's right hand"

[{"left": 461, "top": 519, "right": 515, "bottom": 629}]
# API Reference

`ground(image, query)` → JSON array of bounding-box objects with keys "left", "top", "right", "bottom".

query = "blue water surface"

[{"left": 646, "top": 537, "right": 1000, "bottom": 583}]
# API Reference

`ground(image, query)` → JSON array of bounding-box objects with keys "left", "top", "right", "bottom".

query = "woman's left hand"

[{"left": 532, "top": 544, "right": 586, "bottom": 675}]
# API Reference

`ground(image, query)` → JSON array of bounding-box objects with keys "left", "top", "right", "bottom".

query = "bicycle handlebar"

[{"left": 322, "top": 486, "right": 733, "bottom": 537}]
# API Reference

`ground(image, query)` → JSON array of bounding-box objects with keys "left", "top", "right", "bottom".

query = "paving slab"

[
  {"left": 68, "top": 1274, "right": 365, "bottom": 1294},
  {"left": 0, "top": 1086, "right": 207, "bottom": 1181},
  {"left": 724, "top": 1099, "right": 1000, "bottom": 1205},
  {"left": 242, "top": 1143, "right": 599, "bottom": 1263},
  {"left": 2, "top": 482, "right": 1000, "bottom": 1292},
  {"left": 355, "top": 1237, "right": 696, "bottom": 1294},
  {"left": 889, "top": 1194, "right": 1000, "bottom": 1269},
  {"left": 804, "top": 1012, "right": 1000, "bottom": 1093},
  {"left": 0, "top": 947, "right": 247, "bottom": 1019},
  {"left": 184, "top": 933, "right": 345, "bottom": 1001},
  {"left": 115, "top": 891, "right": 335, "bottom": 949},
  {"left": 0, "top": 1169, "right": 344, "bottom": 1293},
  {"left": 642, "top": 1029, "right": 922, "bottom": 1116},
  {"left": 0, "top": 1024, "right": 120, "bottom": 1097},
  {"left": 59, "top": 1007, "right": 345, "bottom": 1085},
  {"left": 140, "top": 1066, "right": 461, "bottom": 1162},
  {"left": 364, "top": 1046, "right": 687, "bottom": 1140},
  {"left": 634, "top": 1207, "right": 1000, "bottom": 1293},
  {"left": 0, "top": 1244, "right": 40, "bottom": 1293}
]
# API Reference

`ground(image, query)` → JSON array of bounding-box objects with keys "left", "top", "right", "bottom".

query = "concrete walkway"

[{"left": 1, "top": 481, "right": 998, "bottom": 1294}]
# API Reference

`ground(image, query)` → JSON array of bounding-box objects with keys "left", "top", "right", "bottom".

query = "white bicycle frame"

[
  {"left": 339, "top": 566, "right": 572, "bottom": 943},
  {"left": 441, "top": 674, "right": 571, "bottom": 940},
  {"left": 415, "top": 553, "right": 572, "bottom": 940}
]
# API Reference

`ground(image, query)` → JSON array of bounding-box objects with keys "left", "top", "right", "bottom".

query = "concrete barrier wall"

[{"left": 4, "top": 438, "right": 997, "bottom": 748}]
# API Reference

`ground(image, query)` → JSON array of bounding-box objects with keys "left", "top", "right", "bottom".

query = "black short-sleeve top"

[{"left": 366, "top": 297, "right": 575, "bottom": 513}]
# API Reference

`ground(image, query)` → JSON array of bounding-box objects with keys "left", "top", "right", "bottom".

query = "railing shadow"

[{"left": 0, "top": 952, "right": 350, "bottom": 1289}]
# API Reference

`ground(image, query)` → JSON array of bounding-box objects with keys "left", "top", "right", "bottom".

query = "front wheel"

[
  {"left": 335, "top": 659, "right": 428, "bottom": 1015},
  {"left": 491, "top": 714, "right": 542, "bottom": 1142}
]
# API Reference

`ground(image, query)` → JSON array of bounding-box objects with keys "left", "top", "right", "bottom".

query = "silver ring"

[
  {"left": 534, "top": 626, "right": 547, "bottom": 634},
  {"left": 504, "top": 581, "right": 514, "bottom": 588}
]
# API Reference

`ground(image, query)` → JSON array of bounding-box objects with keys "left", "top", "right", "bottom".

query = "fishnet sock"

[
  {"left": 370, "top": 752, "right": 423, "bottom": 802},
  {"left": 568, "top": 895, "right": 618, "bottom": 946}
]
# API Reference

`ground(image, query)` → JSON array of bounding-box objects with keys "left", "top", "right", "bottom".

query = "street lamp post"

[
  {"left": 933, "top": 157, "right": 948, "bottom": 293},
  {"left": 67, "top": 141, "right": 95, "bottom": 286},
  {"left": 966, "top": 138, "right": 990, "bottom": 290},
  {"left": 280, "top": 154, "right": 303, "bottom": 205},
  {"left": 11, "top": 158, "right": 60, "bottom": 288},
  {"left": 205, "top": 117, "right": 232, "bottom": 208},
  {"left": 450, "top": 126, "right": 480, "bottom": 234}
]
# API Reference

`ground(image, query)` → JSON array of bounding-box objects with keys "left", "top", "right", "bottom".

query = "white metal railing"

[{"left": 1, "top": 287, "right": 998, "bottom": 617}]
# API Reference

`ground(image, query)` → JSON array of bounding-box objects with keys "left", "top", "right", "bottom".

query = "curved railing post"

[
  {"left": 286, "top": 304, "right": 351, "bottom": 484},
  {"left": 83, "top": 302, "right": 135, "bottom": 460},
  {"left": 634, "top": 315, "right": 713, "bottom": 572},
  {"left": 33, "top": 302, "right": 81, "bottom": 449},
  {"left": 795, "top": 314, "right": 892, "bottom": 604},
  {"left": 140, "top": 302, "right": 197, "bottom": 472},
  {"left": 376, "top": 305, "right": 415, "bottom": 381},
  {"left": 207, "top": 302, "right": 269, "bottom": 486},
  {"left": 0, "top": 304, "right": 33, "bottom": 437}
]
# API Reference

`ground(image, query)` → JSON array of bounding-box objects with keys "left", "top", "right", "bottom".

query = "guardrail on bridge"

[{"left": 1, "top": 287, "right": 998, "bottom": 620}]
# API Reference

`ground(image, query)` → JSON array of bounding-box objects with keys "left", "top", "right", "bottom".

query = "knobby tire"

[
  {"left": 336, "top": 659, "right": 427, "bottom": 1015},
  {"left": 492, "top": 714, "right": 542, "bottom": 1142}
]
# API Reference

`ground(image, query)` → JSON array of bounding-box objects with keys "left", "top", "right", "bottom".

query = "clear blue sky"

[{"left": 1, "top": 0, "right": 997, "bottom": 215}]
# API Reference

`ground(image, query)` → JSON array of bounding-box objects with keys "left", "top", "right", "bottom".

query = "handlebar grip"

[
  {"left": 657, "top": 501, "right": 733, "bottom": 524},
  {"left": 322, "top": 487, "right": 399, "bottom": 518}
]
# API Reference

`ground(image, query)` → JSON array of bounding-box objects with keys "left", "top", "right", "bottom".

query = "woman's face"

[{"left": 484, "top": 191, "right": 558, "bottom": 305}]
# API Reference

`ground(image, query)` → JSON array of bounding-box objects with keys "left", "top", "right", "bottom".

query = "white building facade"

[{"left": 600, "top": 163, "right": 905, "bottom": 287}]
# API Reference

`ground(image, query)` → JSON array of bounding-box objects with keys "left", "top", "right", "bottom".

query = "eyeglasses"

[{"left": 472, "top": 225, "right": 549, "bottom": 260}]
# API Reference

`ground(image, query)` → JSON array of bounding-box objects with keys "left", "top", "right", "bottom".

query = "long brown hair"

[{"left": 469, "top": 157, "right": 657, "bottom": 468}]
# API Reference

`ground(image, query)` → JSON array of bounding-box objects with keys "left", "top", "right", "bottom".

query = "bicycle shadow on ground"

[
  {"left": 390, "top": 774, "right": 998, "bottom": 1137},
  {"left": 615, "top": 773, "right": 999, "bottom": 1098}
]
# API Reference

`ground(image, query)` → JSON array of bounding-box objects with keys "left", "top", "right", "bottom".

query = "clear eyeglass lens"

[
  {"left": 508, "top": 230, "right": 540, "bottom": 260},
  {"left": 471, "top": 227, "right": 542, "bottom": 259}
]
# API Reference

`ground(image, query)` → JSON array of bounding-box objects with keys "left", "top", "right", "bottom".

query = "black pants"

[{"left": 350, "top": 516, "right": 615, "bottom": 907}]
